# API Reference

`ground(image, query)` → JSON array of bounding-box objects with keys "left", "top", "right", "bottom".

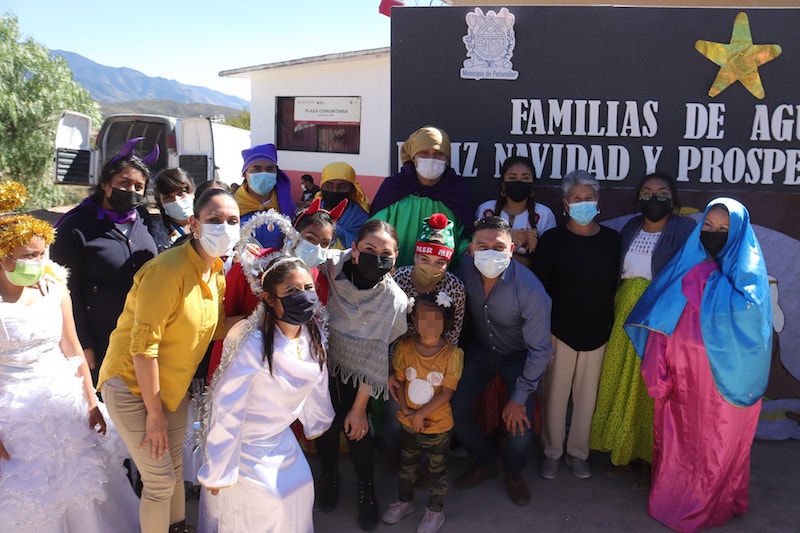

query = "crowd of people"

[{"left": 0, "top": 125, "right": 775, "bottom": 533}]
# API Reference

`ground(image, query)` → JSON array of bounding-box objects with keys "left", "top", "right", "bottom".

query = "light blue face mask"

[
  {"left": 295, "top": 238, "right": 328, "bottom": 268},
  {"left": 162, "top": 194, "right": 194, "bottom": 221},
  {"left": 568, "top": 200, "right": 599, "bottom": 226},
  {"left": 247, "top": 171, "right": 277, "bottom": 196}
]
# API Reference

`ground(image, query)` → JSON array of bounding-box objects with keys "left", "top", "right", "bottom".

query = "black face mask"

[
  {"left": 321, "top": 190, "right": 349, "bottom": 210},
  {"left": 353, "top": 251, "right": 394, "bottom": 288},
  {"left": 504, "top": 181, "right": 533, "bottom": 203},
  {"left": 278, "top": 290, "right": 319, "bottom": 326},
  {"left": 699, "top": 230, "right": 728, "bottom": 257},
  {"left": 639, "top": 197, "right": 673, "bottom": 223},
  {"left": 107, "top": 187, "right": 144, "bottom": 214}
]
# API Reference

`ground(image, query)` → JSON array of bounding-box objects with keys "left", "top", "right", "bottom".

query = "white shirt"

[
  {"left": 475, "top": 199, "right": 557, "bottom": 236},
  {"left": 621, "top": 229, "right": 662, "bottom": 280}
]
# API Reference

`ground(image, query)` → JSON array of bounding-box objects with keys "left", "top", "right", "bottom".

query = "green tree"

[
  {"left": 0, "top": 14, "right": 101, "bottom": 209},
  {"left": 224, "top": 109, "right": 250, "bottom": 130}
]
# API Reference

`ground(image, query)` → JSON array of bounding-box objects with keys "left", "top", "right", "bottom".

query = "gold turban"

[
  {"left": 317, "top": 162, "right": 371, "bottom": 213},
  {"left": 400, "top": 126, "right": 451, "bottom": 165}
]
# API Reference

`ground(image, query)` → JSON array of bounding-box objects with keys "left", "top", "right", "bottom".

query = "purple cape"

[
  {"left": 275, "top": 169, "right": 297, "bottom": 216},
  {"left": 369, "top": 162, "right": 474, "bottom": 231}
]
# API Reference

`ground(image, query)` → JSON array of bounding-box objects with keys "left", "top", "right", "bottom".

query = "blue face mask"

[
  {"left": 568, "top": 200, "right": 598, "bottom": 226},
  {"left": 295, "top": 238, "right": 328, "bottom": 268},
  {"left": 248, "top": 171, "right": 277, "bottom": 196},
  {"left": 278, "top": 290, "right": 319, "bottom": 326}
]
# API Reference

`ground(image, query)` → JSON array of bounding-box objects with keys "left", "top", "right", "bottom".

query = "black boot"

[
  {"left": 317, "top": 467, "right": 339, "bottom": 512},
  {"left": 168, "top": 520, "right": 194, "bottom": 533},
  {"left": 357, "top": 481, "right": 379, "bottom": 531}
]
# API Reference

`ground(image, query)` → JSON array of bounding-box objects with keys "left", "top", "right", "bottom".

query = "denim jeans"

[{"left": 451, "top": 344, "right": 536, "bottom": 474}]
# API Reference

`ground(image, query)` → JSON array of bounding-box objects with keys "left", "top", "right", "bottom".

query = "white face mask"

[
  {"left": 415, "top": 157, "right": 447, "bottom": 181},
  {"left": 162, "top": 194, "right": 194, "bottom": 221},
  {"left": 198, "top": 223, "right": 240, "bottom": 258},
  {"left": 473, "top": 249, "right": 511, "bottom": 279},
  {"left": 295, "top": 238, "right": 328, "bottom": 268}
]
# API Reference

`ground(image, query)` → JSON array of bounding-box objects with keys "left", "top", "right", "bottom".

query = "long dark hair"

[
  {"left": 260, "top": 257, "right": 326, "bottom": 373},
  {"left": 494, "top": 156, "right": 538, "bottom": 228}
]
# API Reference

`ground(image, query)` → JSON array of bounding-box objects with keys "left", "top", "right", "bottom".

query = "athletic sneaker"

[
  {"left": 382, "top": 500, "right": 414, "bottom": 525},
  {"left": 540, "top": 456, "right": 560, "bottom": 480},
  {"left": 416, "top": 509, "right": 445, "bottom": 533}
]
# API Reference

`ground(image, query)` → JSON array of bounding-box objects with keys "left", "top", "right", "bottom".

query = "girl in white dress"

[
  {"left": 0, "top": 184, "right": 139, "bottom": 533},
  {"left": 198, "top": 255, "right": 334, "bottom": 533}
]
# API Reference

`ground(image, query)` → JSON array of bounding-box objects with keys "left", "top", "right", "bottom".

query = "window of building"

[{"left": 276, "top": 96, "right": 361, "bottom": 154}]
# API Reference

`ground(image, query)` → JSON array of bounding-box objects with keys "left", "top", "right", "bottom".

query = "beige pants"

[
  {"left": 103, "top": 376, "right": 188, "bottom": 533},
  {"left": 542, "top": 336, "right": 606, "bottom": 461}
]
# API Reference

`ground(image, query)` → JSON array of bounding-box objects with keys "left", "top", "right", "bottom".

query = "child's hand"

[
  {"left": 388, "top": 374, "right": 401, "bottom": 404},
  {"left": 409, "top": 411, "right": 426, "bottom": 433}
]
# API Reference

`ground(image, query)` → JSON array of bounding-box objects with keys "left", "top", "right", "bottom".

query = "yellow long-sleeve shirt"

[{"left": 98, "top": 239, "right": 226, "bottom": 411}]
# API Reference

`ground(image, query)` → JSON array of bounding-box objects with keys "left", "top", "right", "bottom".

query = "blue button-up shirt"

[{"left": 457, "top": 255, "right": 553, "bottom": 405}]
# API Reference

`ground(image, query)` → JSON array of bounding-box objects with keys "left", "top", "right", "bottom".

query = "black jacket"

[{"left": 51, "top": 200, "right": 157, "bottom": 354}]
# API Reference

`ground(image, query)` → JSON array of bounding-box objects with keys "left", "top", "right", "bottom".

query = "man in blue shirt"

[{"left": 453, "top": 216, "right": 553, "bottom": 506}]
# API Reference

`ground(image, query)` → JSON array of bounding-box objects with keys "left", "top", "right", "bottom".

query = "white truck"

[{"left": 54, "top": 112, "right": 250, "bottom": 188}]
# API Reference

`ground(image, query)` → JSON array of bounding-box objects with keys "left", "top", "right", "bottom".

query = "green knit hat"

[{"left": 415, "top": 213, "right": 455, "bottom": 261}]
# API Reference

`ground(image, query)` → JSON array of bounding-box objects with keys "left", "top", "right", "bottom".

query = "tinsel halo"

[
  {"left": 236, "top": 209, "right": 300, "bottom": 297},
  {"left": 0, "top": 214, "right": 56, "bottom": 257},
  {"left": 0, "top": 180, "right": 28, "bottom": 213}
]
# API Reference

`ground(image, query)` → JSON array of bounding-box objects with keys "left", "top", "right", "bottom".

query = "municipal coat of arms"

[{"left": 461, "top": 7, "right": 519, "bottom": 80}]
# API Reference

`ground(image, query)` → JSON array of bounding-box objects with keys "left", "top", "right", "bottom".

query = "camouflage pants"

[{"left": 398, "top": 427, "right": 451, "bottom": 512}]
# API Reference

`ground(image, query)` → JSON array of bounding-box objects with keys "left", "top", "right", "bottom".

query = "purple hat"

[{"left": 241, "top": 143, "right": 278, "bottom": 174}]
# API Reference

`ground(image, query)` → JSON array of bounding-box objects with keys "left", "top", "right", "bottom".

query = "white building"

[{"left": 220, "top": 47, "right": 390, "bottom": 200}]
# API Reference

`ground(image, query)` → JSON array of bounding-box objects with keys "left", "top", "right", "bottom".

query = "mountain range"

[{"left": 53, "top": 50, "right": 250, "bottom": 111}]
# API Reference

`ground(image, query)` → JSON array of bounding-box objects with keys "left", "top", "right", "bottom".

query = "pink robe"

[{"left": 641, "top": 261, "right": 760, "bottom": 533}]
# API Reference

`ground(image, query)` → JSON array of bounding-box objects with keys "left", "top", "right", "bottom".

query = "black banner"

[{"left": 391, "top": 6, "right": 800, "bottom": 237}]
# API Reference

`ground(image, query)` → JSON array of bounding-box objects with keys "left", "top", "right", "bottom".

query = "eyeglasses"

[{"left": 639, "top": 191, "right": 671, "bottom": 202}]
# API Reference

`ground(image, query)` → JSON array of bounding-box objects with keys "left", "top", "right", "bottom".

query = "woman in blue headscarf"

[{"left": 624, "top": 198, "right": 772, "bottom": 533}]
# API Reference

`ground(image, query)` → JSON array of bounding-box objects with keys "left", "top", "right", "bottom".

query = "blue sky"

[{"left": 3, "top": 0, "right": 397, "bottom": 100}]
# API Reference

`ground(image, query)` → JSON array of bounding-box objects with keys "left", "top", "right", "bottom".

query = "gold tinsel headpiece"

[
  {"left": 0, "top": 180, "right": 29, "bottom": 213},
  {"left": 0, "top": 181, "right": 56, "bottom": 257}
]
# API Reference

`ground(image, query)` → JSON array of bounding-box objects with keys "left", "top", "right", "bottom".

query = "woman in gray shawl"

[{"left": 315, "top": 219, "right": 409, "bottom": 531}]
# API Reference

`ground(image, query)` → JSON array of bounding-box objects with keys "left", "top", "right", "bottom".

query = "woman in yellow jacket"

[{"left": 98, "top": 188, "right": 240, "bottom": 533}]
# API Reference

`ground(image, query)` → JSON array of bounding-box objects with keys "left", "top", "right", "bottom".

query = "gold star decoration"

[{"left": 695, "top": 12, "right": 782, "bottom": 99}]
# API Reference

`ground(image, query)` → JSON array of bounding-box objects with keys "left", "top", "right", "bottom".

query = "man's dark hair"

[{"left": 473, "top": 215, "right": 511, "bottom": 235}]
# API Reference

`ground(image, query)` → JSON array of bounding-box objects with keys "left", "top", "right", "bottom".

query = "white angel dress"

[
  {"left": 198, "top": 312, "right": 334, "bottom": 533},
  {"left": 0, "top": 281, "right": 140, "bottom": 533}
]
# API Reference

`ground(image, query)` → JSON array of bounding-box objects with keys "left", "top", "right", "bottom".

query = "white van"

[{"left": 54, "top": 112, "right": 250, "bottom": 188}]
